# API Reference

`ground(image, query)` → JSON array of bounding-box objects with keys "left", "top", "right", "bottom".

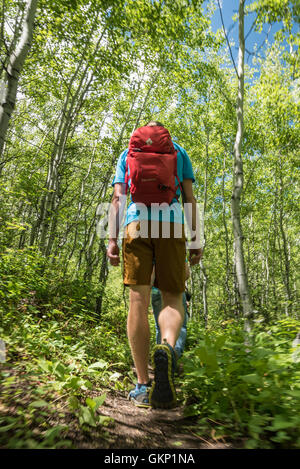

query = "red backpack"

[{"left": 125, "top": 125, "right": 182, "bottom": 206}]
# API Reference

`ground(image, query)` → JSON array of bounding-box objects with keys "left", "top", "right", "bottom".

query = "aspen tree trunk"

[
  {"left": 0, "top": 0, "right": 38, "bottom": 160},
  {"left": 67, "top": 121, "right": 106, "bottom": 263},
  {"left": 232, "top": 251, "right": 240, "bottom": 316},
  {"left": 263, "top": 216, "right": 273, "bottom": 318},
  {"left": 265, "top": 241, "right": 270, "bottom": 306},
  {"left": 189, "top": 268, "right": 194, "bottom": 319},
  {"left": 0, "top": 5, "right": 25, "bottom": 82},
  {"left": 38, "top": 114, "right": 70, "bottom": 253},
  {"left": 83, "top": 179, "right": 110, "bottom": 282},
  {"left": 94, "top": 240, "right": 108, "bottom": 318},
  {"left": 74, "top": 174, "right": 111, "bottom": 276},
  {"left": 39, "top": 69, "right": 94, "bottom": 254},
  {"left": 31, "top": 24, "right": 105, "bottom": 252},
  {"left": 278, "top": 164, "right": 291, "bottom": 315},
  {"left": 200, "top": 128, "right": 209, "bottom": 326},
  {"left": 222, "top": 153, "right": 231, "bottom": 309},
  {"left": 271, "top": 186, "right": 279, "bottom": 315},
  {"left": 231, "top": 0, "right": 254, "bottom": 332}
]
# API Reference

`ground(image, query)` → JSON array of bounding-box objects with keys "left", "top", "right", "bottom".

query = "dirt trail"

[
  {"left": 96, "top": 393, "right": 233, "bottom": 450},
  {"left": 78, "top": 366, "right": 237, "bottom": 450},
  {"left": 1, "top": 364, "right": 240, "bottom": 450}
]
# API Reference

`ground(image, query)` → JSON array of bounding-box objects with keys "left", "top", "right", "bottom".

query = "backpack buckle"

[{"left": 158, "top": 184, "right": 169, "bottom": 192}]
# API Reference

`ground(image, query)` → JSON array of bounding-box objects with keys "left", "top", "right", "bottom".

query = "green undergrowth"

[
  {"left": 0, "top": 309, "right": 134, "bottom": 448},
  {"left": 180, "top": 317, "right": 300, "bottom": 449},
  {"left": 0, "top": 306, "right": 133, "bottom": 448},
  {"left": 1, "top": 247, "right": 300, "bottom": 449},
  {"left": 0, "top": 248, "right": 134, "bottom": 449}
]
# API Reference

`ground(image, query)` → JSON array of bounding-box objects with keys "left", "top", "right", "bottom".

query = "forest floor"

[
  {"left": 0, "top": 379, "right": 238, "bottom": 451},
  {"left": 74, "top": 366, "right": 241, "bottom": 450},
  {"left": 90, "top": 392, "right": 235, "bottom": 450},
  {"left": 1, "top": 361, "right": 243, "bottom": 450}
]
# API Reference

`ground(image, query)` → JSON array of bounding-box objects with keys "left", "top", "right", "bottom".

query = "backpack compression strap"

[{"left": 124, "top": 160, "right": 129, "bottom": 195}]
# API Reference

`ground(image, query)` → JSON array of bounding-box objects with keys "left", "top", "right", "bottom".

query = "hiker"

[
  {"left": 107, "top": 121, "right": 202, "bottom": 409},
  {"left": 184, "top": 289, "right": 192, "bottom": 316},
  {"left": 151, "top": 262, "right": 190, "bottom": 361}
]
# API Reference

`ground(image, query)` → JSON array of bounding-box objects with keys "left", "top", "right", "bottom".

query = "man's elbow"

[
  {"left": 112, "top": 191, "right": 126, "bottom": 204},
  {"left": 112, "top": 194, "right": 121, "bottom": 204},
  {"left": 111, "top": 183, "right": 126, "bottom": 203}
]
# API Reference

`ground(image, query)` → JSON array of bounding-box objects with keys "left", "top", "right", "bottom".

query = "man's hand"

[
  {"left": 189, "top": 248, "right": 203, "bottom": 266},
  {"left": 107, "top": 239, "right": 120, "bottom": 266}
]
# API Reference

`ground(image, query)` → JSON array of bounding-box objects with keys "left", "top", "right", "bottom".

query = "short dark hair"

[{"left": 146, "top": 121, "right": 164, "bottom": 127}]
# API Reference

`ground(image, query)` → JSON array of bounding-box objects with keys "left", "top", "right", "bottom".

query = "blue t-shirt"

[{"left": 112, "top": 142, "right": 195, "bottom": 226}]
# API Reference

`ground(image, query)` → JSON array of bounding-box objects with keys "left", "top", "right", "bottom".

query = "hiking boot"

[
  {"left": 149, "top": 342, "right": 177, "bottom": 409},
  {"left": 127, "top": 382, "right": 151, "bottom": 408}
]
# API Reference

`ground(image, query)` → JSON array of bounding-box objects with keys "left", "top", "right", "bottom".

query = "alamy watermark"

[{"left": 95, "top": 197, "right": 204, "bottom": 249}]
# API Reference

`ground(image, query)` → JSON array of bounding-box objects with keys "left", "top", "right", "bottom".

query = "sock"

[{"left": 137, "top": 380, "right": 151, "bottom": 389}]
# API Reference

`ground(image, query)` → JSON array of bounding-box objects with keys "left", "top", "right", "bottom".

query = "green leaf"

[
  {"left": 109, "top": 372, "right": 122, "bottom": 381},
  {"left": 85, "top": 395, "right": 106, "bottom": 412},
  {"left": 52, "top": 309, "right": 64, "bottom": 315},
  {"left": 29, "top": 400, "right": 49, "bottom": 408},
  {"left": 85, "top": 397, "right": 96, "bottom": 410},
  {"left": 93, "top": 394, "right": 106, "bottom": 410},
  {"left": 78, "top": 406, "right": 96, "bottom": 427},
  {"left": 63, "top": 336, "right": 72, "bottom": 342},
  {"left": 38, "top": 359, "right": 52, "bottom": 373},
  {"left": 268, "top": 415, "right": 296, "bottom": 431},
  {"left": 189, "top": 368, "right": 206, "bottom": 378},
  {"left": 183, "top": 405, "right": 200, "bottom": 417},
  {"left": 215, "top": 335, "right": 226, "bottom": 350},
  {"left": 87, "top": 360, "right": 108, "bottom": 370},
  {"left": 98, "top": 415, "right": 113, "bottom": 426},
  {"left": 227, "top": 363, "right": 241, "bottom": 373},
  {"left": 44, "top": 425, "right": 66, "bottom": 443},
  {"left": 68, "top": 395, "right": 80, "bottom": 410},
  {"left": 81, "top": 379, "right": 92, "bottom": 390},
  {"left": 240, "top": 374, "right": 262, "bottom": 385},
  {"left": 53, "top": 362, "right": 67, "bottom": 379},
  {"left": 245, "top": 439, "right": 259, "bottom": 449},
  {"left": 66, "top": 376, "right": 82, "bottom": 390},
  {"left": 0, "top": 422, "right": 18, "bottom": 432},
  {"left": 287, "top": 390, "right": 300, "bottom": 398}
]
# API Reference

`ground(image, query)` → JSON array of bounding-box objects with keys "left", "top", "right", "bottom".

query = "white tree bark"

[
  {"left": 0, "top": 0, "right": 38, "bottom": 159},
  {"left": 231, "top": 0, "right": 254, "bottom": 332},
  {"left": 200, "top": 127, "right": 209, "bottom": 326},
  {"left": 222, "top": 152, "right": 231, "bottom": 308},
  {"left": 279, "top": 166, "right": 291, "bottom": 315}
]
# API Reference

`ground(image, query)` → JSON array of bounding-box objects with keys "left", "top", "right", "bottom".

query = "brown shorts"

[{"left": 122, "top": 220, "right": 186, "bottom": 293}]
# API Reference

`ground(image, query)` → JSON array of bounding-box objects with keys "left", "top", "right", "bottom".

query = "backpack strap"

[
  {"left": 124, "top": 159, "right": 129, "bottom": 195},
  {"left": 175, "top": 175, "right": 183, "bottom": 202},
  {"left": 174, "top": 152, "right": 183, "bottom": 203}
]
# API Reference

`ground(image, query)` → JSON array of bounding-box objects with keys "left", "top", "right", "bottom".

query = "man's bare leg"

[
  {"left": 158, "top": 291, "right": 184, "bottom": 349},
  {"left": 149, "top": 290, "right": 183, "bottom": 408},
  {"left": 127, "top": 285, "right": 151, "bottom": 384}
]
